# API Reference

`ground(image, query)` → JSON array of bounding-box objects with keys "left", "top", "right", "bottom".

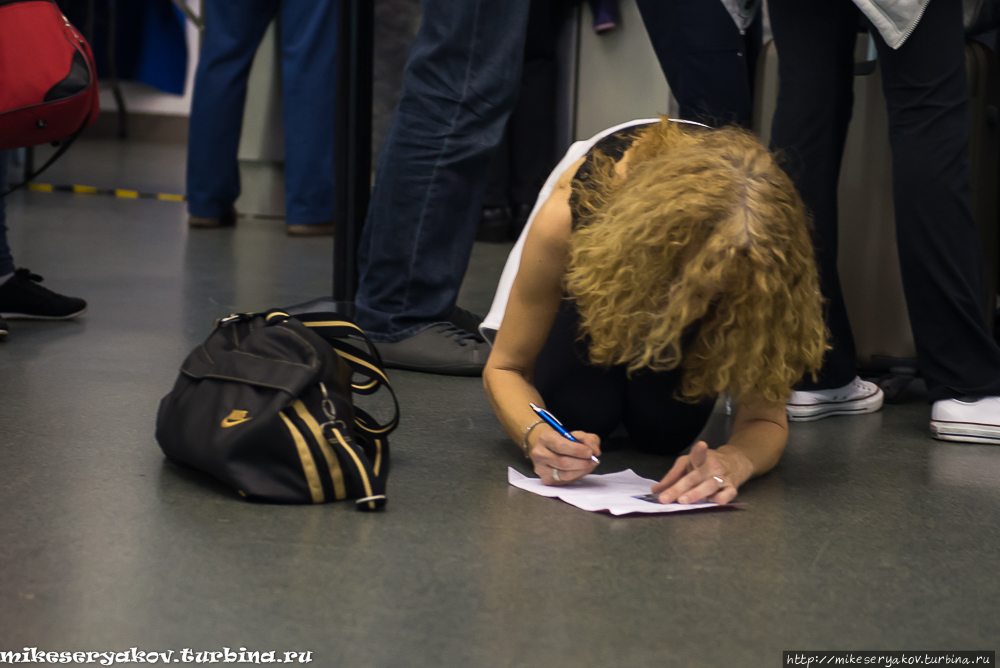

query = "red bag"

[{"left": 0, "top": 0, "right": 100, "bottom": 152}]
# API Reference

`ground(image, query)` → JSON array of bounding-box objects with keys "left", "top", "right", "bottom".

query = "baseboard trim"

[{"left": 84, "top": 112, "right": 189, "bottom": 144}]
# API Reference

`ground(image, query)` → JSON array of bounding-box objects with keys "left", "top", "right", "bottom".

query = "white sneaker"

[
  {"left": 930, "top": 397, "right": 1000, "bottom": 444},
  {"left": 786, "top": 376, "right": 884, "bottom": 422}
]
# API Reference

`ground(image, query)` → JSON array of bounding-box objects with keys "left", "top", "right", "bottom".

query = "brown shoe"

[
  {"left": 189, "top": 208, "right": 237, "bottom": 228},
  {"left": 286, "top": 223, "right": 335, "bottom": 237}
]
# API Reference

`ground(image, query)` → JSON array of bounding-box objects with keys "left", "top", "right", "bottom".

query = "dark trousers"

[
  {"left": 355, "top": 0, "right": 532, "bottom": 341},
  {"left": 535, "top": 300, "right": 716, "bottom": 455},
  {"left": 636, "top": 0, "right": 762, "bottom": 127},
  {"left": 769, "top": 0, "right": 1000, "bottom": 401},
  {"left": 482, "top": 0, "right": 570, "bottom": 213},
  {"left": 186, "top": 0, "right": 339, "bottom": 226},
  {"left": 0, "top": 152, "right": 11, "bottom": 276}
]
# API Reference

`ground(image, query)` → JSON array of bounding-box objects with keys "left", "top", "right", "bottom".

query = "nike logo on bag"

[{"left": 221, "top": 410, "right": 252, "bottom": 428}]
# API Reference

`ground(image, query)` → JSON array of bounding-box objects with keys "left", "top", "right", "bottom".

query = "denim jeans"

[
  {"left": 0, "top": 152, "right": 13, "bottom": 277},
  {"left": 354, "top": 0, "right": 532, "bottom": 341},
  {"left": 186, "top": 0, "right": 338, "bottom": 226}
]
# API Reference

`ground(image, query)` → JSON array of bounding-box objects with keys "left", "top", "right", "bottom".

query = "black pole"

[
  {"left": 332, "top": 0, "right": 374, "bottom": 315},
  {"left": 283, "top": 0, "right": 373, "bottom": 321}
]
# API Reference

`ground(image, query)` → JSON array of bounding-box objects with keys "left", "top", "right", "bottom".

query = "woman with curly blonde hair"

[{"left": 482, "top": 117, "right": 827, "bottom": 504}]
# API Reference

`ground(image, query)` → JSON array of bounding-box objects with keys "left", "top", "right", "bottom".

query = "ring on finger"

[
  {"left": 713, "top": 475, "right": 725, "bottom": 487},
  {"left": 552, "top": 467, "right": 561, "bottom": 482}
]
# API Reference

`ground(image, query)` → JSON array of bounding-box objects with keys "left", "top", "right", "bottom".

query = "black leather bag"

[{"left": 155, "top": 310, "right": 398, "bottom": 510}]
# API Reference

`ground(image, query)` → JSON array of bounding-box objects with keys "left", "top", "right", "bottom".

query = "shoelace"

[
  {"left": 432, "top": 322, "right": 479, "bottom": 347},
  {"left": 14, "top": 268, "right": 44, "bottom": 283}
]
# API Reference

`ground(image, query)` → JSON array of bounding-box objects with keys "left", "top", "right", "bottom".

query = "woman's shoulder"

[{"left": 531, "top": 159, "right": 583, "bottom": 252}]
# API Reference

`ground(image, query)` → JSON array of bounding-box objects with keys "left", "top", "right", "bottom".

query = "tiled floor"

[{"left": 1, "top": 141, "right": 998, "bottom": 667}]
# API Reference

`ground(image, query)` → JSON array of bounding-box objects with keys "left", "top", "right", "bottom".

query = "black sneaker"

[
  {"left": 0, "top": 269, "right": 87, "bottom": 320},
  {"left": 373, "top": 323, "right": 490, "bottom": 376},
  {"left": 448, "top": 306, "right": 485, "bottom": 342},
  {"left": 0, "top": 314, "right": 7, "bottom": 339}
]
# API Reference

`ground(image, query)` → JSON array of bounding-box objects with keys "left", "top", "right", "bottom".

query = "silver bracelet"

[{"left": 520, "top": 419, "right": 545, "bottom": 458}]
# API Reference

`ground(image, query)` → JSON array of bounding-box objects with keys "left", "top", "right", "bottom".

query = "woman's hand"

[
  {"left": 652, "top": 441, "right": 752, "bottom": 505},
  {"left": 529, "top": 426, "right": 601, "bottom": 486}
]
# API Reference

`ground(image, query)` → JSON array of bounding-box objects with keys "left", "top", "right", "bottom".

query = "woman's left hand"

[{"left": 651, "top": 441, "right": 750, "bottom": 505}]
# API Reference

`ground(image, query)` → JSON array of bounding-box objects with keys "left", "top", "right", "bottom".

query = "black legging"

[{"left": 534, "top": 299, "right": 716, "bottom": 456}]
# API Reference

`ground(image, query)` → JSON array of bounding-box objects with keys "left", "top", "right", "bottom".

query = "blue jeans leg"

[
  {"left": 0, "top": 152, "right": 13, "bottom": 276},
  {"left": 280, "top": 0, "right": 338, "bottom": 226},
  {"left": 186, "top": 0, "right": 278, "bottom": 219},
  {"left": 354, "top": 0, "right": 532, "bottom": 341}
]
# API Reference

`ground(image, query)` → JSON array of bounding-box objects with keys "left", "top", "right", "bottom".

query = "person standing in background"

[
  {"left": 354, "top": 0, "right": 531, "bottom": 375},
  {"left": 769, "top": 0, "right": 1000, "bottom": 443},
  {"left": 356, "top": 0, "right": 767, "bottom": 376},
  {"left": 0, "top": 152, "right": 88, "bottom": 340},
  {"left": 186, "top": 0, "right": 338, "bottom": 237}
]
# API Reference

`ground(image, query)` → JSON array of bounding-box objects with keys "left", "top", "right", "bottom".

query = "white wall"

[
  {"left": 98, "top": 0, "right": 201, "bottom": 116},
  {"left": 574, "top": 0, "right": 674, "bottom": 141}
]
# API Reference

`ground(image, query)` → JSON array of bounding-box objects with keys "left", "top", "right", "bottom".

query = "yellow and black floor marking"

[
  {"left": 17, "top": 182, "right": 286, "bottom": 220},
  {"left": 26, "top": 182, "right": 185, "bottom": 201}
]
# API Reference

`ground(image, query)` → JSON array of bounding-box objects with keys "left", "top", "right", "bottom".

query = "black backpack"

[{"left": 155, "top": 310, "right": 398, "bottom": 510}]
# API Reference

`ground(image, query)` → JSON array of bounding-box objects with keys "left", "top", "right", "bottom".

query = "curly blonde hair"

[{"left": 565, "top": 118, "right": 827, "bottom": 406}]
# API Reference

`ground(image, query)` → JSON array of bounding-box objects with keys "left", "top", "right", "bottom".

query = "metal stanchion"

[
  {"left": 287, "top": 0, "right": 373, "bottom": 319},
  {"left": 332, "top": 0, "right": 373, "bottom": 315}
]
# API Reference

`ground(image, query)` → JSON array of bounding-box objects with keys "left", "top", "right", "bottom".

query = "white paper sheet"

[{"left": 508, "top": 467, "right": 726, "bottom": 516}]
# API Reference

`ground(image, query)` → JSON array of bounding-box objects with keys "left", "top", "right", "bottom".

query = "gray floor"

[{"left": 1, "top": 141, "right": 999, "bottom": 666}]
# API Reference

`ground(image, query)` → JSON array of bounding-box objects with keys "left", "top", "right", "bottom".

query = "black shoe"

[
  {"left": 0, "top": 314, "right": 7, "bottom": 339},
  {"left": 448, "top": 306, "right": 485, "bottom": 342},
  {"left": 373, "top": 323, "right": 490, "bottom": 376},
  {"left": 477, "top": 206, "right": 512, "bottom": 243},
  {"left": 189, "top": 207, "right": 237, "bottom": 229},
  {"left": 0, "top": 269, "right": 87, "bottom": 320}
]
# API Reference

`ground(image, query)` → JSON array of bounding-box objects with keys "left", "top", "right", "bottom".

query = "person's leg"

[
  {"left": 635, "top": 0, "right": 758, "bottom": 127},
  {"left": 355, "top": 0, "right": 532, "bottom": 342},
  {"left": 478, "top": 128, "right": 513, "bottom": 243},
  {"left": 769, "top": 0, "right": 861, "bottom": 393},
  {"left": 279, "top": 0, "right": 338, "bottom": 232},
  {"left": 186, "top": 0, "right": 278, "bottom": 222},
  {"left": 0, "top": 152, "right": 86, "bottom": 322},
  {"left": 872, "top": 0, "right": 1000, "bottom": 402},
  {"left": 0, "top": 152, "right": 13, "bottom": 280},
  {"left": 623, "top": 370, "right": 715, "bottom": 456},
  {"left": 481, "top": 129, "right": 511, "bottom": 211},
  {"left": 0, "top": 153, "right": 7, "bottom": 338},
  {"left": 506, "top": 0, "right": 565, "bottom": 234},
  {"left": 534, "top": 300, "right": 627, "bottom": 439}
]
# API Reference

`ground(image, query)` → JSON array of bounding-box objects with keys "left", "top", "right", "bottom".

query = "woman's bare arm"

[
  {"left": 653, "top": 401, "right": 788, "bottom": 504},
  {"left": 483, "top": 159, "right": 602, "bottom": 482}
]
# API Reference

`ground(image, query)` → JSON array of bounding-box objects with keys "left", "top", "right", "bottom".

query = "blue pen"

[{"left": 529, "top": 402, "right": 600, "bottom": 464}]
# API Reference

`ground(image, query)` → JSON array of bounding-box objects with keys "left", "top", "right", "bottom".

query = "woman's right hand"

[{"left": 528, "top": 427, "right": 602, "bottom": 485}]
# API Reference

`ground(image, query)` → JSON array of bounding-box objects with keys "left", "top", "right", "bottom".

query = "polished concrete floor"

[{"left": 1, "top": 141, "right": 999, "bottom": 666}]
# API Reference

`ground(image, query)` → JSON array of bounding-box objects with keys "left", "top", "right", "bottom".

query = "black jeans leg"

[
  {"left": 636, "top": 0, "right": 761, "bottom": 127},
  {"left": 769, "top": 0, "right": 861, "bottom": 390},
  {"left": 872, "top": 0, "right": 1000, "bottom": 401}
]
